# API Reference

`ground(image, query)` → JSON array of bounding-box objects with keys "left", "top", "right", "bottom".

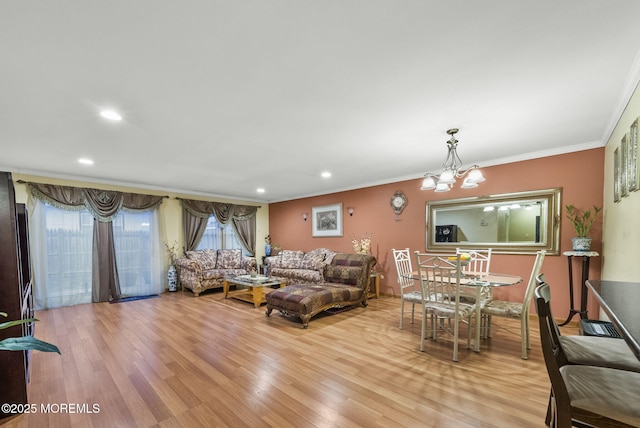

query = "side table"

[
  {"left": 560, "top": 251, "right": 599, "bottom": 326},
  {"left": 368, "top": 272, "right": 380, "bottom": 299}
]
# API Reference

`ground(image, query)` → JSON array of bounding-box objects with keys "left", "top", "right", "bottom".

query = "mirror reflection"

[{"left": 426, "top": 188, "right": 561, "bottom": 254}]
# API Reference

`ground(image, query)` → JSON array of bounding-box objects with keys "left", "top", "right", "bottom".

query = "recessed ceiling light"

[
  {"left": 100, "top": 110, "right": 122, "bottom": 121},
  {"left": 257, "top": 188, "right": 265, "bottom": 193},
  {"left": 321, "top": 171, "right": 331, "bottom": 178},
  {"left": 78, "top": 158, "right": 94, "bottom": 165}
]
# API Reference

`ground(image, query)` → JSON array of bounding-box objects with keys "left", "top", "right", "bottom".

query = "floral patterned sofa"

[
  {"left": 265, "top": 253, "right": 377, "bottom": 328},
  {"left": 264, "top": 248, "right": 337, "bottom": 285},
  {"left": 175, "top": 249, "right": 257, "bottom": 296}
]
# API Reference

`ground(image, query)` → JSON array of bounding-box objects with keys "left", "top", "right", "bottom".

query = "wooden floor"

[{"left": 2, "top": 289, "right": 578, "bottom": 428}]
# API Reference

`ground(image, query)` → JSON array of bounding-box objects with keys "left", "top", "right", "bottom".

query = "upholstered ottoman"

[
  {"left": 265, "top": 253, "right": 376, "bottom": 328},
  {"left": 265, "top": 283, "right": 365, "bottom": 328}
]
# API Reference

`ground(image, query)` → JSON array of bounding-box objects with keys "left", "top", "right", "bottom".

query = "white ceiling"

[{"left": 2, "top": 1, "right": 640, "bottom": 203}]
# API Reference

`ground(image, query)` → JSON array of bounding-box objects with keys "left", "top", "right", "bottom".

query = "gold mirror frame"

[{"left": 426, "top": 188, "right": 562, "bottom": 255}]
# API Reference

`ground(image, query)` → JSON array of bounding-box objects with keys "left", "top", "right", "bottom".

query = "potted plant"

[
  {"left": 0, "top": 312, "right": 60, "bottom": 354},
  {"left": 566, "top": 204, "right": 602, "bottom": 251}
]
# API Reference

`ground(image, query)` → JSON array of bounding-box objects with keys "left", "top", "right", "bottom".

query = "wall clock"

[{"left": 390, "top": 190, "right": 407, "bottom": 215}]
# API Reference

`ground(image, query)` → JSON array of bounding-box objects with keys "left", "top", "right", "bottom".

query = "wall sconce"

[
  {"left": 347, "top": 207, "right": 354, "bottom": 216},
  {"left": 302, "top": 213, "right": 308, "bottom": 221}
]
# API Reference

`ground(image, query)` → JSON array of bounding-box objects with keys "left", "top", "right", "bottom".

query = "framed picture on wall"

[
  {"left": 621, "top": 134, "right": 629, "bottom": 198},
  {"left": 312, "top": 203, "right": 343, "bottom": 237},
  {"left": 630, "top": 118, "right": 639, "bottom": 192},
  {"left": 614, "top": 146, "right": 621, "bottom": 203}
]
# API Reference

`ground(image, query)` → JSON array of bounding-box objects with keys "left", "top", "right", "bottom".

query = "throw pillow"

[
  {"left": 280, "top": 250, "right": 305, "bottom": 269},
  {"left": 185, "top": 249, "right": 217, "bottom": 269},
  {"left": 301, "top": 248, "right": 327, "bottom": 270},
  {"left": 216, "top": 249, "right": 242, "bottom": 269}
]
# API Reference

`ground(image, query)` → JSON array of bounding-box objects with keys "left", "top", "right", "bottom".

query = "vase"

[
  {"left": 265, "top": 244, "right": 271, "bottom": 256},
  {"left": 571, "top": 237, "right": 592, "bottom": 251},
  {"left": 167, "top": 265, "right": 178, "bottom": 292}
]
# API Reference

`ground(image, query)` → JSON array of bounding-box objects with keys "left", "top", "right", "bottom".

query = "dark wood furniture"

[
  {"left": 560, "top": 251, "right": 598, "bottom": 326},
  {"left": 0, "top": 171, "right": 33, "bottom": 418},
  {"left": 535, "top": 282, "right": 640, "bottom": 428},
  {"left": 586, "top": 279, "right": 640, "bottom": 361}
]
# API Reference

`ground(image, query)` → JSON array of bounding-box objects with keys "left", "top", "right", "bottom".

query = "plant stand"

[{"left": 560, "top": 251, "right": 599, "bottom": 326}]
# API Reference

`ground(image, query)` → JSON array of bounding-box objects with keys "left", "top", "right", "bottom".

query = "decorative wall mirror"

[{"left": 426, "top": 188, "right": 562, "bottom": 255}]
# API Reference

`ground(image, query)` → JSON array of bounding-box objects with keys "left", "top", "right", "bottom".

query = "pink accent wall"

[{"left": 269, "top": 148, "right": 604, "bottom": 319}]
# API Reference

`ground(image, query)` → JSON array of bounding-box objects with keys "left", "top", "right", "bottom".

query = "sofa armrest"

[
  {"left": 175, "top": 257, "right": 201, "bottom": 274},
  {"left": 324, "top": 254, "right": 377, "bottom": 290},
  {"left": 265, "top": 256, "right": 282, "bottom": 269},
  {"left": 242, "top": 256, "right": 257, "bottom": 270}
]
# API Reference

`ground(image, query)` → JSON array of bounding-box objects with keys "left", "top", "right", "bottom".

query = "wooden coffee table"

[{"left": 223, "top": 275, "right": 284, "bottom": 308}]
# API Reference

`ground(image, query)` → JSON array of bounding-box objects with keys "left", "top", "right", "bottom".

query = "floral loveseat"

[
  {"left": 175, "top": 249, "right": 257, "bottom": 296},
  {"left": 265, "top": 253, "right": 377, "bottom": 328},
  {"left": 264, "top": 248, "right": 337, "bottom": 285}
]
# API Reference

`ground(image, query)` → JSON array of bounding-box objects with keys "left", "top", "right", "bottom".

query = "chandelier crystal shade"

[{"left": 421, "top": 128, "right": 485, "bottom": 192}]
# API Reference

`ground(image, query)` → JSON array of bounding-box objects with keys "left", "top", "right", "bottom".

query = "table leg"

[
  {"left": 223, "top": 280, "right": 229, "bottom": 298},
  {"left": 252, "top": 286, "right": 263, "bottom": 308}
]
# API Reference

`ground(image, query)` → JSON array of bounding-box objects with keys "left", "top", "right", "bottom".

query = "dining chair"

[
  {"left": 393, "top": 248, "right": 421, "bottom": 329},
  {"left": 480, "top": 250, "right": 546, "bottom": 359},
  {"left": 415, "top": 252, "right": 475, "bottom": 362},
  {"left": 457, "top": 248, "right": 492, "bottom": 276},
  {"left": 534, "top": 282, "right": 640, "bottom": 428},
  {"left": 457, "top": 248, "right": 492, "bottom": 337},
  {"left": 534, "top": 274, "right": 640, "bottom": 372}
]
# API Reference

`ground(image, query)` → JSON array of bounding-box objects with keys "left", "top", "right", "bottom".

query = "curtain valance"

[
  {"left": 178, "top": 198, "right": 258, "bottom": 224},
  {"left": 25, "top": 182, "right": 166, "bottom": 222},
  {"left": 178, "top": 198, "right": 258, "bottom": 256}
]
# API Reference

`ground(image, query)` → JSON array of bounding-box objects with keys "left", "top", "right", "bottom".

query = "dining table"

[
  {"left": 408, "top": 270, "right": 523, "bottom": 352},
  {"left": 585, "top": 280, "right": 640, "bottom": 361}
]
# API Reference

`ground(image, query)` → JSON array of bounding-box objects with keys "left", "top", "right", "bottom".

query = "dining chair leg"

[
  {"left": 411, "top": 303, "right": 416, "bottom": 324},
  {"left": 419, "top": 307, "right": 427, "bottom": 352},
  {"left": 521, "top": 317, "right": 528, "bottom": 359},
  {"left": 453, "top": 315, "right": 459, "bottom": 362},
  {"left": 399, "top": 299, "right": 404, "bottom": 329},
  {"left": 545, "top": 390, "right": 554, "bottom": 427}
]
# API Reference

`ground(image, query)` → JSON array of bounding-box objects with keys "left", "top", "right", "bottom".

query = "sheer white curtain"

[
  {"left": 30, "top": 200, "right": 93, "bottom": 309},
  {"left": 113, "top": 209, "right": 163, "bottom": 297},
  {"left": 30, "top": 200, "right": 163, "bottom": 309},
  {"left": 196, "top": 215, "right": 246, "bottom": 254}
]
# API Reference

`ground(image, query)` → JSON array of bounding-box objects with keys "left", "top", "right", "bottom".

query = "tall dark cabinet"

[{"left": 0, "top": 171, "right": 33, "bottom": 417}]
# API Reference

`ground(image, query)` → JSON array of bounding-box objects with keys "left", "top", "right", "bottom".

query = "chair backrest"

[
  {"left": 457, "top": 248, "right": 491, "bottom": 275},
  {"left": 392, "top": 248, "right": 414, "bottom": 295},
  {"left": 534, "top": 282, "right": 572, "bottom": 427},
  {"left": 521, "top": 250, "right": 546, "bottom": 316},
  {"left": 414, "top": 252, "right": 460, "bottom": 305}
]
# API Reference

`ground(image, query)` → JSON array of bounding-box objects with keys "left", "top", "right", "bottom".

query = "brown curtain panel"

[
  {"left": 25, "top": 182, "right": 165, "bottom": 302},
  {"left": 179, "top": 198, "right": 258, "bottom": 256}
]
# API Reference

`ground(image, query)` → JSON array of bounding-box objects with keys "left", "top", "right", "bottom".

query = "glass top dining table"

[{"left": 407, "top": 271, "right": 523, "bottom": 352}]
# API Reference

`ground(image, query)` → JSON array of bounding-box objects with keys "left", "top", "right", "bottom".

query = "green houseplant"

[
  {"left": 0, "top": 312, "right": 60, "bottom": 354},
  {"left": 565, "top": 204, "right": 602, "bottom": 251}
]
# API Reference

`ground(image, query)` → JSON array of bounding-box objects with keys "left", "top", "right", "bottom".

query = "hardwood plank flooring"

[{"left": 1, "top": 290, "right": 579, "bottom": 428}]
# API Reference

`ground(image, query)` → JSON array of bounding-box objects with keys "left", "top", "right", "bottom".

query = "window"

[
  {"left": 32, "top": 202, "right": 163, "bottom": 309},
  {"left": 113, "top": 210, "right": 157, "bottom": 297},
  {"left": 35, "top": 204, "right": 94, "bottom": 308},
  {"left": 196, "top": 216, "right": 246, "bottom": 253}
]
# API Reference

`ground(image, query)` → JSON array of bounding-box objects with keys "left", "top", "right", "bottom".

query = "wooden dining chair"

[
  {"left": 534, "top": 274, "right": 640, "bottom": 373},
  {"left": 415, "top": 252, "right": 475, "bottom": 362},
  {"left": 393, "top": 248, "right": 421, "bottom": 329},
  {"left": 534, "top": 282, "right": 640, "bottom": 428},
  {"left": 481, "top": 250, "right": 546, "bottom": 359}
]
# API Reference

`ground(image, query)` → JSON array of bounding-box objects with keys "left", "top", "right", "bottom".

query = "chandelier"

[{"left": 420, "top": 128, "right": 485, "bottom": 192}]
